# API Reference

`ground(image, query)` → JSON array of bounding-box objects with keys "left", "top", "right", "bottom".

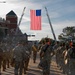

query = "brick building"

[
  {"left": 0, "top": 10, "right": 28, "bottom": 41},
  {"left": 6, "top": 10, "right": 17, "bottom": 35}
]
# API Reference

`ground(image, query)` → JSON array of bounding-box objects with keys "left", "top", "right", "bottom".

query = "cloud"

[
  {"left": 0, "top": 0, "right": 75, "bottom": 41},
  {"left": 27, "top": 20, "right": 75, "bottom": 41}
]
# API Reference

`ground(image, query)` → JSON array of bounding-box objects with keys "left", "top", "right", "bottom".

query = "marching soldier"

[
  {"left": 32, "top": 41, "right": 38, "bottom": 63},
  {"left": 40, "top": 38, "right": 54, "bottom": 75},
  {"left": 38, "top": 40, "right": 46, "bottom": 69},
  {"left": 67, "top": 42, "right": 75, "bottom": 75},
  {"left": 22, "top": 40, "right": 32, "bottom": 74},
  {"left": 1, "top": 40, "right": 7, "bottom": 71},
  {"left": 53, "top": 41, "right": 60, "bottom": 67},
  {"left": 0, "top": 42, "right": 3, "bottom": 75},
  {"left": 5, "top": 40, "right": 13, "bottom": 68},
  {"left": 63, "top": 44, "right": 69, "bottom": 75},
  {"left": 13, "top": 40, "right": 24, "bottom": 75}
]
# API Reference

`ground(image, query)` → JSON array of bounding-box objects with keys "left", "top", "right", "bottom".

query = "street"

[{"left": 1, "top": 53, "right": 66, "bottom": 75}]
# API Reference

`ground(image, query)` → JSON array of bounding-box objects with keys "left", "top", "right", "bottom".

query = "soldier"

[
  {"left": 32, "top": 41, "right": 38, "bottom": 63},
  {"left": 39, "top": 40, "right": 45, "bottom": 61},
  {"left": 13, "top": 40, "right": 24, "bottom": 75},
  {"left": 40, "top": 38, "right": 54, "bottom": 75},
  {"left": 59, "top": 43, "right": 66, "bottom": 73},
  {"left": 0, "top": 42, "right": 3, "bottom": 75},
  {"left": 22, "top": 40, "right": 32, "bottom": 74},
  {"left": 53, "top": 41, "right": 60, "bottom": 67},
  {"left": 63, "top": 44, "right": 70, "bottom": 75},
  {"left": 67, "top": 42, "right": 75, "bottom": 75},
  {"left": 5, "top": 40, "right": 13, "bottom": 68},
  {"left": 38, "top": 40, "right": 45, "bottom": 69},
  {"left": 1, "top": 40, "right": 7, "bottom": 71}
]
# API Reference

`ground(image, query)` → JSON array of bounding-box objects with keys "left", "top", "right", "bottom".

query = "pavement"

[{"left": 1, "top": 53, "right": 66, "bottom": 75}]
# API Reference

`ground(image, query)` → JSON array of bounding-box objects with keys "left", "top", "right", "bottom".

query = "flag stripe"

[{"left": 30, "top": 10, "right": 41, "bottom": 30}]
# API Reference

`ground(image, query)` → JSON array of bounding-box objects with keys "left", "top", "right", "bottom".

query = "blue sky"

[{"left": 0, "top": 0, "right": 75, "bottom": 41}]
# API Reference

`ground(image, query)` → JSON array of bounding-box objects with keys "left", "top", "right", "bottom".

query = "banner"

[{"left": 30, "top": 9, "right": 41, "bottom": 30}]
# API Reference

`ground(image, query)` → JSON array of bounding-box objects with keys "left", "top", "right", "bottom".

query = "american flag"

[{"left": 30, "top": 9, "right": 41, "bottom": 30}]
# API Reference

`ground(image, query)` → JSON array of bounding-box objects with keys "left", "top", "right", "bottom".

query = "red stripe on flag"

[{"left": 30, "top": 10, "right": 41, "bottom": 30}]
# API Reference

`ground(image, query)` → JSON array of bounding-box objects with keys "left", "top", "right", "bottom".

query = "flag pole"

[{"left": 45, "top": 7, "right": 57, "bottom": 41}]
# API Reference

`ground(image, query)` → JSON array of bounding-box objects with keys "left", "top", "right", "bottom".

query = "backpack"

[{"left": 70, "top": 48, "right": 75, "bottom": 58}]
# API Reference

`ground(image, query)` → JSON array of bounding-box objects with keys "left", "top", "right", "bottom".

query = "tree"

[
  {"left": 58, "top": 26, "right": 75, "bottom": 41},
  {"left": 63, "top": 27, "right": 75, "bottom": 36}
]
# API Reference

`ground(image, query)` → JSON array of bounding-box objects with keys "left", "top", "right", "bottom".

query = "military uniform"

[
  {"left": 1, "top": 42, "right": 7, "bottom": 71},
  {"left": 53, "top": 42, "right": 59, "bottom": 67},
  {"left": 67, "top": 44, "right": 75, "bottom": 75},
  {"left": 62, "top": 44, "right": 70, "bottom": 75},
  {"left": 22, "top": 42, "right": 32, "bottom": 74},
  {"left": 32, "top": 43, "right": 38, "bottom": 63},
  {"left": 13, "top": 43, "right": 24, "bottom": 75},
  {"left": 55, "top": 46, "right": 61, "bottom": 68},
  {"left": 5, "top": 42, "right": 13, "bottom": 68},
  {"left": 40, "top": 43, "right": 53, "bottom": 75},
  {"left": 0, "top": 44, "right": 3, "bottom": 75}
]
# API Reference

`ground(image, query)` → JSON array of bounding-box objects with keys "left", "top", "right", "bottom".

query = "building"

[
  {"left": 0, "top": 10, "right": 28, "bottom": 42},
  {"left": 6, "top": 10, "right": 17, "bottom": 35}
]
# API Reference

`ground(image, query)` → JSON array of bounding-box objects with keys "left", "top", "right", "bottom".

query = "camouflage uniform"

[
  {"left": 40, "top": 43, "right": 53, "bottom": 75},
  {"left": 13, "top": 43, "right": 24, "bottom": 75},
  {"left": 67, "top": 44, "right": 75, "bottom": 75},
  {"left": 55, "top": 46, "right": 61, "bottom": 68},
  {"left": 56, "top": 43, "right": 65, "bottom": 72},
  {"left": 53, "top": 41, "right": 59, "bottom": 67},
  {"left": 60, "top": 45, "right": 66, "bottom": 74},
  {"left": 62, "top": 44, "right": 70, "bottom": 75},
  {"left": 0, "top": 43, "right": 3, "bottom": 75},
  {"left": 22, "top": 42, "right": 32, "bottom": 74},
  {"left": 32, "top": 42, "right": 38, "bottom": 63},
  {"left": 5, "top": 42, "right": 13, "bottom": 68},
  {"left": 1, "top": 42, "right": 7, "bottom": 71}
]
